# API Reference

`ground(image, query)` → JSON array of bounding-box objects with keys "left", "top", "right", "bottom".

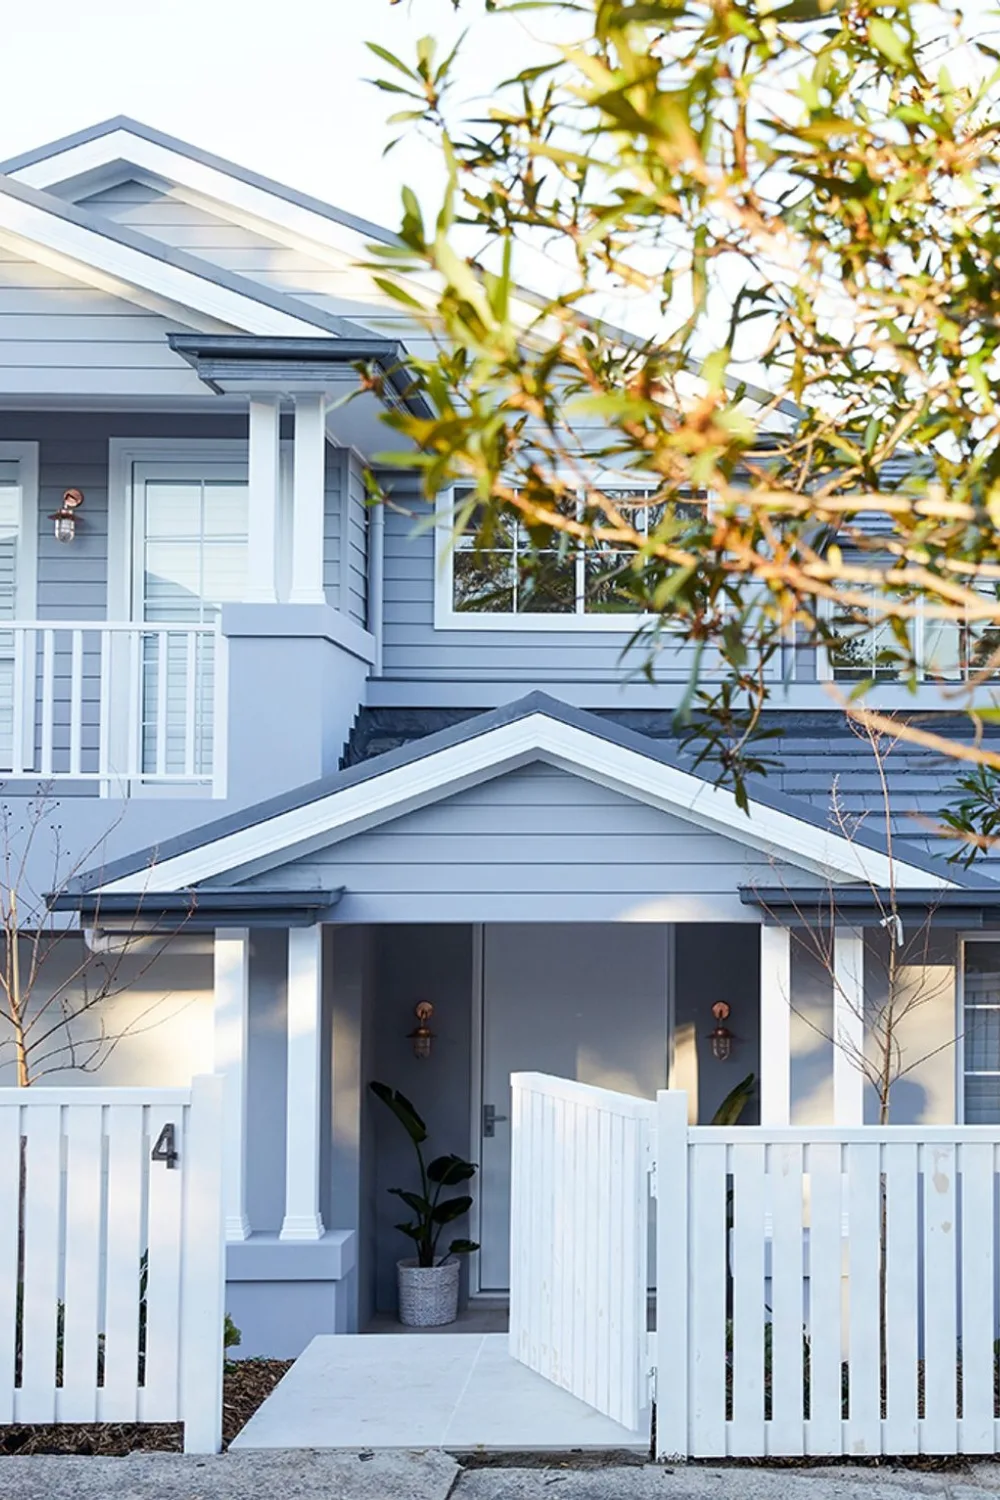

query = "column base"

[
  {"left": 226, "top": 1213, "right": 252, "bottom": 1242},
  {"left": 279, "top": 1213, "right": 326, "bottom": 1241}
]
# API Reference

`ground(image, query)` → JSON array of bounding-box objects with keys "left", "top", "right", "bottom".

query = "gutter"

[
  {"left": 741, "top": 885, "right": 1000, "bottom": 928},
  {"left": 50, "top": 886, "right": 345, "bottom": 931}
]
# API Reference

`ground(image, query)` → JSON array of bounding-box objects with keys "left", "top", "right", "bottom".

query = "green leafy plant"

[
  {"left": 370, "top": 1081, "right": 479, "bottom": 1267},
  {"left": 711, "top": 1072, "right": 757, "bottom": 1127}
]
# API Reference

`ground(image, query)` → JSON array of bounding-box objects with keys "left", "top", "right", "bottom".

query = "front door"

[{"left": 477, "top": 922, "right": 671, "bottom": 1292}]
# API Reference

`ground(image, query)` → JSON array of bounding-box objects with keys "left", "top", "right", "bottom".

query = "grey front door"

[{"left": 477, "top": 922, "right": 671, "bottom": 1292}]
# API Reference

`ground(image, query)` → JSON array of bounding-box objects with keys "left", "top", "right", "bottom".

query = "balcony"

[{"left": 0, "top": 621, "right": 222, "bottom": 790}]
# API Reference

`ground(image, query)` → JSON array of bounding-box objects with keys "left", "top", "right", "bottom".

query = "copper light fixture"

[
  {"left": 408, "top": 1001, "right": 435, "bottom": 1060},
  {"left": 50, "top": 488, "right": 84, "bottom": 543},
  {"left": 708, "top": 1001, "right": 734, "bottom": 1062}
]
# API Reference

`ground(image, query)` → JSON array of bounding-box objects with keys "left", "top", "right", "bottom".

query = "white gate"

[
  {"left": 509, "top": 1072, "right": 653, "bottom": 1431},
  {"left": 0, "top": 1074, "right": 225, "bottom": 1453}
]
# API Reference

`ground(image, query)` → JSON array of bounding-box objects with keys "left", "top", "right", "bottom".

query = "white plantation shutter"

[{"left": 137, "top": 476, "right": 248, "bottom": 777}]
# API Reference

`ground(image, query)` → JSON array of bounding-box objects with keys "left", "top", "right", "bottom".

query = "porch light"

[
  {"left": 408, "top": 1001, "right": 435, "bottom": 1060},
  {"left": 50, "top": 488, "right": 84, "bottom": 542},
  {"left": 708, "top": 1001, "right": 734, "bottom": 1062}
]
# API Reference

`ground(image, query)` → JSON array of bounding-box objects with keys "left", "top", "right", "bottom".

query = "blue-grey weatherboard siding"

[{"left": 219, "top": 762, "right": 823, "bottom": 924}]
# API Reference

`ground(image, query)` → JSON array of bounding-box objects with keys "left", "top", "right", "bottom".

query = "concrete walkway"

[
  {"left": 3, "top": 1455, "right": 1000, "bottom": 1500},
  {"left": 230, "top": 1334, "right": 650, "bottom": 1452}
]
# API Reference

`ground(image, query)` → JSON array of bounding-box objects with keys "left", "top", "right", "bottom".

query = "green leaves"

[{"left": 372, "top": 1081, "right": 479, "bottom": 1266}]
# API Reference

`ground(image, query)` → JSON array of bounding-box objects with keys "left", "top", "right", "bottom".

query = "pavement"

[{"left": 4, "top": 1454, "right": 1000, "bottom": 1500}]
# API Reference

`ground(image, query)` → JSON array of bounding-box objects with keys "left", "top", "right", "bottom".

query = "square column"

[
  {"left": 213, "top": 927, "right": 251, "bottom": 1241},
  {"left": 833, "top": 927, "right": 866, "bottom": 1125},
  {"left": 280, "top": 924, "right": 326, "bottom": 1241},
  {"left": 759, "top": 924, "right": 791, "bottom": 1125},
  {"left": 289, "top": 394, "right": 328, "bottom": 605},
  {"left": 246, "top": 396, "right": 280, "bottom": 603}
]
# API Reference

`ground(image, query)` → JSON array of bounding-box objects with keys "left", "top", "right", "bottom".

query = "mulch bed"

[{"left": 0, "top": 1358, "right": 292, "bottom": 1456}]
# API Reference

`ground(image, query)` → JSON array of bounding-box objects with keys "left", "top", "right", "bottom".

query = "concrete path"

[{"left": 4, "top": 1455, "right": 1000, "bottom": 1500}]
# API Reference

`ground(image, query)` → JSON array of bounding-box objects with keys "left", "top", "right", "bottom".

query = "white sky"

[{"left": 0, "top": 0, "right": 549, "bottom": 234}]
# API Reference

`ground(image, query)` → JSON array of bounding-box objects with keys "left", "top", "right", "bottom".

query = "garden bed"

[{"left": 0, "top": 1358, "right": 292, "bottom": 1455}]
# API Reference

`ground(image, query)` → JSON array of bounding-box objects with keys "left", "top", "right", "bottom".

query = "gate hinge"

[
  {"left": 647, "top": 1156, "right": 657, "bottom": 1196},
  {"left": 647, "top": 1363, "right": 657, "bottom": 1403}
]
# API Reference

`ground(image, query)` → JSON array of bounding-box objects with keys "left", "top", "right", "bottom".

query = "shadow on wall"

[
  {"left": 673, "top": 925, "right": 761, "bottom": 1124},
  {"left": 366, "top": 925, "right": 475, "bottom": 1315}
]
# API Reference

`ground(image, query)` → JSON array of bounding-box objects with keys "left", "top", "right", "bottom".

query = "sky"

[{"left": 0, "top": 0, "right": 549, "bottom": 237}]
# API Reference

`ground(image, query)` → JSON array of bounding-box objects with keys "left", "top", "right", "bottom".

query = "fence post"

[
  {"left": 655, "top": 1090, "right": 689, "bottom": 1461},
  {"left": 179, "top": 1073, "right": 226, "bottom": 1455}
]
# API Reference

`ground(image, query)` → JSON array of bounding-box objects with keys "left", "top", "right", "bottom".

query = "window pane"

[
  {"left": 517, "top": 552, "right": 577, "bottom": 613},
  {"left": 965, "top": 619, "right": 1000, "bottom": 680},
  {"left": 454, "top": 551, "right": 515, "bottom": 613},
  {"left": 583, "top": 553, "right": 639, "bottom": 613},
  {"left": 202, "top": 541, "right": 248, "bottom": 604},
  {"left": 203, "top": 484, "right": 248, "bottom": 537},
  {"left": 829, "top": 600, "right": 902, "bottom": 679},
  {"left": 965, "top": 1075, "right": 1000, "bottom": 1124},
  {"left": 144, "top": 483, "right": 202, "bottom": 538},
  {"left": 965, "top": 942, "right": 1000, "bottom": 985},
  {"left": 144, "top": 541, "right": 203, "bottom": 622},
  {"left": 965, "top": 1006, "right": 1000, "bottom": 1072},
  {"left": 923, "top": 616, "right": 963, "bottom": 681}
]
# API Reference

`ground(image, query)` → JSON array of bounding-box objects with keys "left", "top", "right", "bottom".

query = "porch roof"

[
  {"left": 742, "top": 885, "right": 1000, "bottom": 926},
  {"left": 56, "top": 693, "right": 992, "bottom": 904},
  {"left": 49, "top": 887, "right": 343, "bottom": 929}
]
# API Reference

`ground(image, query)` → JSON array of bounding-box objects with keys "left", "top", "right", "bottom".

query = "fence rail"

[
  {"left": 0, "top": 1076, "right": 225, "bottom": 1452},
  {"left": 0, "top": 620, "right": 222, "bottom": 785}
]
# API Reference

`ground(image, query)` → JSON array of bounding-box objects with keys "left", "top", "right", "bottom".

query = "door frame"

[{"left": 467, "top": 921, "right": 676, "bottom": 1298}]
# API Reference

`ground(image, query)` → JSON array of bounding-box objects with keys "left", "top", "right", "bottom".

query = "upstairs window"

[
  {"left": 447, "top": 487, "right": 706, "bottom": 625},
  {"left": 827, "top": 585, "right": 1000, "bottom": 683}
]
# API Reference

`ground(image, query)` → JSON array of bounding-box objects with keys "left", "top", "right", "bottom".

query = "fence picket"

[
  {"left": 0, "top": 1102, "right": 21, "bottom": 1422},
  {"left": 922, "top": 1143, "right": 958, "bottom": 1454},
  {"left": 141, "top": 1103, "right": 184, "bottom": 1422},
  {"left": 767, "top": 1140, "right": 804, "bottom": 1457},
  {"left": 730, "top": 1143, "right": 766, "bottom": 1456},
  {"left": 60, "top": 1104, "right": 105, "bottom": 1423},
  {"left": 958, "top": 1141, "right": 994, "bottom": 1452},
  {"left": 18, "top": 1105, "right": 62, "bottom": 1423},
  {"left": 100, "top": 1105, "right": 145, "bottom": 1423},
  {"left": 845, "top": 1142, "right": 881, "bottom": 1456},
  {"left": 805, "top": 1142, "right": 843, "bottom": 1456},
  {"left": 688, "top": 1140, "right": 728, "bottom": 1456},
  {"left": 883, "top": 1142, "right": 919, "bottom": 1453}
]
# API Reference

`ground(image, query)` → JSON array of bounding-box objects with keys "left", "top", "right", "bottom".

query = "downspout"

[{"left": 368, "top": 495, "right": 384, "bottom": 677}]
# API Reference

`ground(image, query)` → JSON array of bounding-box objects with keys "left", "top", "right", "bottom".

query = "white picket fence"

[
  {"left": 509, "top": 1073, "right": 652, "bottom": 1429},
  {"left": 0, "top": 1075, "right": 225, "bottom": 1452},
  {"left": 509, "top": 1074, "right": 1000, "bottom": 1460}
]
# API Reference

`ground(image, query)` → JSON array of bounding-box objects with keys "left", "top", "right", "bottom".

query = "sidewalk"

[{"left": 3, "top": 1453, "right": 1000, "bottom": 1500}]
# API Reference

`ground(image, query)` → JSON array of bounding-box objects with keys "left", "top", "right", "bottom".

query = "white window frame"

[
  {"left": 818, "top": 588, "right": 1000, "bottom": 686},
  {"left": 433, "top": 480, "right": 701, "bottom": 631},
  {"left": 955, "top": 933, "right": 1000, "bottom": 1126}
]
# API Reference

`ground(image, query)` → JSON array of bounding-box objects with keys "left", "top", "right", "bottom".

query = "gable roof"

[
  {"left": 62, "top": 694, "right": 983, "bottom": 901},
  {"left": 0, "top": 163, "right": 376, "bottom": 341}
]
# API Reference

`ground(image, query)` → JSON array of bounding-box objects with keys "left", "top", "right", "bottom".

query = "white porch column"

[
  {"left": 833, "top": 927, "right": 866, "bottom": 1125},
  {"left": 246, "top": 395, "right": 280, "bottom": 603},
  {"left": 759, "top": 925, "right": 791, "bottom": 1126},
  {"left": 288, "top": 394, "right": 327, "bottom": 605},
  {"left": 213, "top": 927, "right": 251, "bottom": 1241},
  {"left": 280, "top": 924, "right": 325, "bottom": 1240}
]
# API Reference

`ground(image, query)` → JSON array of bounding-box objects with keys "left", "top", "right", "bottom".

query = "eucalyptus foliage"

[{"left": 363, "top": 0, "right": 1000, "bottom": 804}]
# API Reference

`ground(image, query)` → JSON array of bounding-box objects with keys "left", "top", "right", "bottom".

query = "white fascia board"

[
  {"left": 99, "top": 713, "right": 956, "bottom": 895},
  {"left": 0, "top": 185, "right": 325, "bottom": 337}
]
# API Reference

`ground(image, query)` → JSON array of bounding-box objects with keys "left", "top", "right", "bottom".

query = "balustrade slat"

[
  {"left": 958, "top": 1141, "right": 994, "bottom": 1451},
  {"left": 68, "top": 630, "right": 83, "bottom": 776},
  {"left": 805, "top": 1142, "right": 843, "bottom": 1456},
  {"left": 883, "top": 1142, "right": 920, "bottom": 1454},
  {"left": 768, "top": 1140, "right": 805, "bottom": 1456},
  {"left": 730, "top": 1143, "right": 766, "bottom": 1456},
  {"left": 10, "top": 626, "right": 27, "bottom": 774},
  {"left": 155, "top": 631, "right": 169, "bottom": 779},
  {"left": 922, "top": 1142, "right": 958, "bottom": 1453},
  {"left": 845, "top": 1142, "right": 881, "bottom": 1456},
  {"left": 688, "top": 1141, "right": 727, "bottom": 1455},
  {"left": 60, "top": 1105, "right": 104, "bottom": 1423},
  {"left": 184, "top": 630, "right": 198, "bottom": 778},
  {"left": 39, "top": 629, "right": 54, "bottom": 776},
  {"left": 0, "top": 1103, "right": 20, "bottom": 1421},
  {"left": 18, "top": 1105, "right": 61, "bottom": 1423},
  {"left": 101, "top": 1106, "right": 145, "bottom": 1423}
]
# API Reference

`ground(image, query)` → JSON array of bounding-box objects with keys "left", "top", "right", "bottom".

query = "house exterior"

[{"left": 0, "top": 116, "right": 998, "bottom": 1357}]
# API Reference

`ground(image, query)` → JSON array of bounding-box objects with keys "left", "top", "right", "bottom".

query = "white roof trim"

[
  {"left": 0, "top": 183, "right": 327, "bottom": 337},
  {"left": 10, "top": 129, "right": 382, "bottom": 266},
  {"left": 98, "top": 712, "right": 958, "bottom": 895}
]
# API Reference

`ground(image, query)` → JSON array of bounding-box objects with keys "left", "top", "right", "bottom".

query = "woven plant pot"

[{"left": 397, "top": 1256, "right": 460, "bottom": 1327}]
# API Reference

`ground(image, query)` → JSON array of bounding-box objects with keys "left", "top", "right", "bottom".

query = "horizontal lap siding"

[
  {"left": 0, "top": 251, "right": 210, "bottom": 398},
  {"left": 228, "top": 763, "right": 814, "bottom": 919},
  {"left": 379, "top": 477, "right": 727, "bottom": 682}
]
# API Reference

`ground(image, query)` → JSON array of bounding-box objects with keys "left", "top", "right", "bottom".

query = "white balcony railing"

[{"left": 0, "top": 621, "right": 222, "bottom": 787}]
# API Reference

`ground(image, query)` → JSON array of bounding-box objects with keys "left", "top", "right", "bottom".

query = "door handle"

[{"left": 483, "top": 1104, "right": 508, "bottom": 1138}]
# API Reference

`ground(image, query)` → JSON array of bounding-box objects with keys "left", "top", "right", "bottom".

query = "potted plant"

[{"left": 370, "top": 1081, "right": 479, "bottom": 1326}]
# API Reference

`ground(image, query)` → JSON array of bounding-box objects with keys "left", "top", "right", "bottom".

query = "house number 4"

[{"left": 151, "top": 1123, "right": 178, "bottom": 1168}]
